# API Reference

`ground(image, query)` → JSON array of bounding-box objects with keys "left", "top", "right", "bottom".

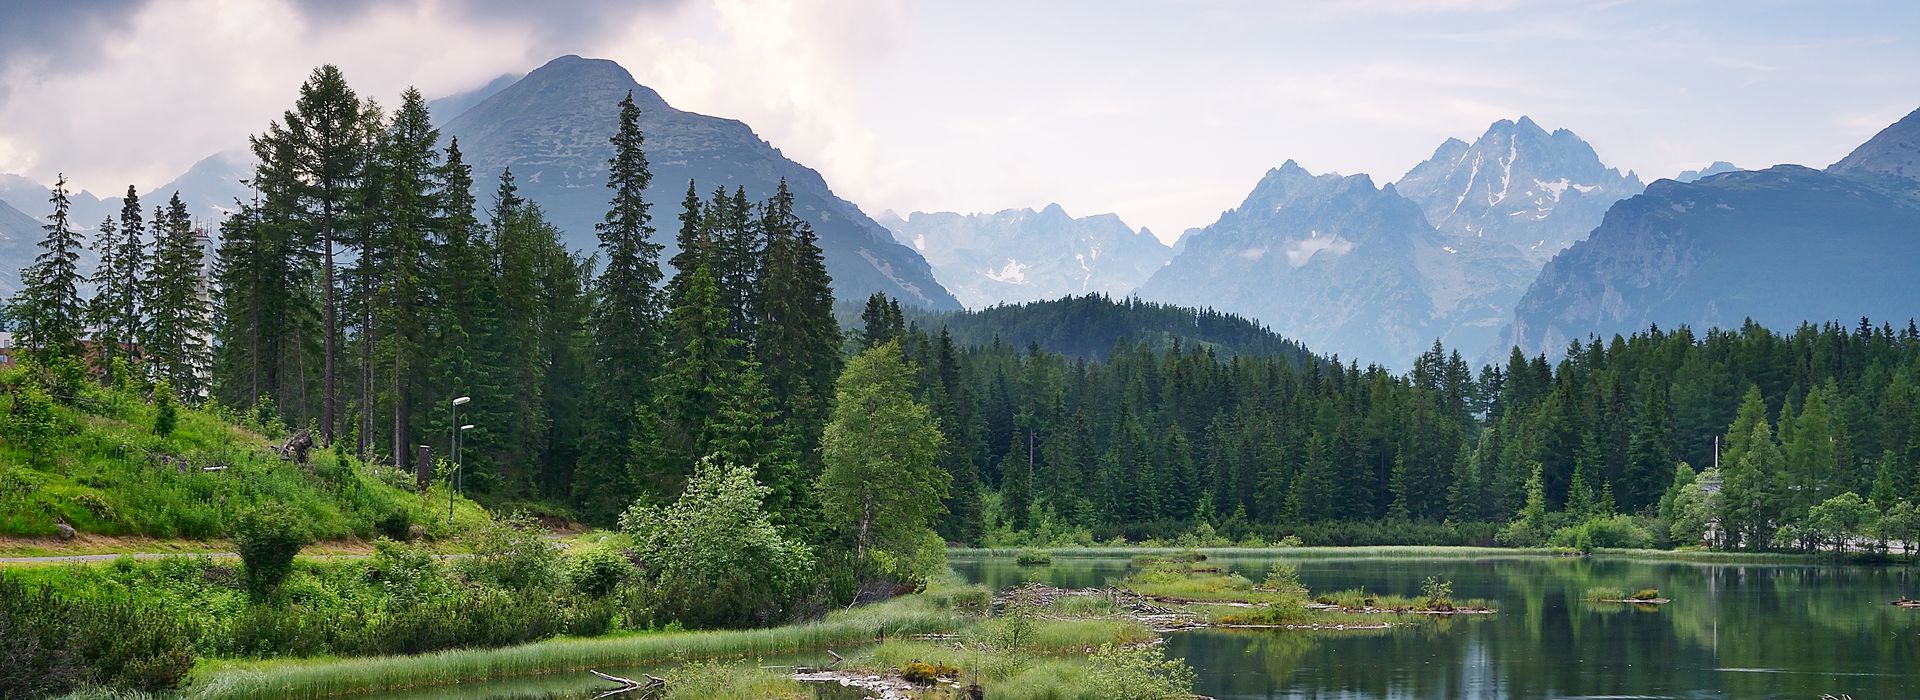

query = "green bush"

[
  {"left": 462, "top": 514, "right": 561, "bottom": 591},
  {"left": 0, "top": 575, "right": 196, "bottom": 695},
  {"left": 374, "top": 507, "right": 412, "bottom": 541},
  {"left": 621, "top": 459, "right": 814, "bottom": 628},
  {"left": 1262, "top": 560, "right": 1307, "bottom": 597},
  {"left": 566, "top": 547, "right": 636, "bottom": 597},
  {"left": 1083, "top": 642, "right": 1196, "bottom": 700},
  {"left": 152, "top": 380, "right": 177, "bottom": 437},
  {"left": 232, "top": 503, "right": 312, "bottom": 597},
  {"left": 1551, "top": 515, "right": 1654, "bottom": 553}
]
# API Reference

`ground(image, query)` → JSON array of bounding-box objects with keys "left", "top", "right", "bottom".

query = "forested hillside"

[
  {"left": 884, "top": 313, "right": 1920, "bottom": 551},
  {"left": 881, "top": 294, "right": 1316, "bottom": 364}
]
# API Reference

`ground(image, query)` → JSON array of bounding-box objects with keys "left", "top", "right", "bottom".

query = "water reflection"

[{"left": 955, "top": 554, "right": 1920, "bottom": 699}]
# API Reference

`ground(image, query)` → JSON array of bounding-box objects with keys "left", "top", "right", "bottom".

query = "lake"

[{"left": 953, "top": 552, "right": 1920, "bottom": 699}]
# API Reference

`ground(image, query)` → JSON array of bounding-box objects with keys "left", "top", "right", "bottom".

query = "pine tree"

[
  {"left": 579, "top": 90, "right": 666, "bottom": 522},
  {"left": 87, "top": 185, "right": 147, "bottom": 374},
  {"left": 1623, "top": 383, "right": 1676, "bottom": 513},
  {"left": 430, "top": 138, "right": 510, "bottom": 490},
  {"left": 13, "top": 174, "right": 87, "bottom": 361},
  {"left": 273, "top": 65, "right": 366, "bottom": 446},
  {"left": 755, "top": 178, "right": 843, "bottom": 520},
  {"left": 664, "top": 180, "right": 709, "bottom": 312},
  {"left": 367, "top": 88, "right": 441, "bottom": 471},
  {"left": 648, "top": 261, "right": 741, "bottom": 496},
  {"left": 999, "top": 431, "right": 1034, "bottom": 531},
  {"left": 146, "top": 193, "right": 212, "bottom": 401},
  {"left": 858, "top": 293, "right": 905, "bottom": 349}
]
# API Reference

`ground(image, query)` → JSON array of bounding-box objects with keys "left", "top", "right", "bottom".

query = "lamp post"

[{"left": 450, "top": 396, "right": 471, "bottom": 524}]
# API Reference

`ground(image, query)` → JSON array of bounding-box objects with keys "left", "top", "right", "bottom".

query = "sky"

[{"left": 0, "top": 0, "right": 1915, "bottom": 242}]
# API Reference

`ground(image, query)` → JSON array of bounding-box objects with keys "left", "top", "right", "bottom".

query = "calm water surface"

[{"left": 953, "top": 553, "right": 1920, "bottom": 699}]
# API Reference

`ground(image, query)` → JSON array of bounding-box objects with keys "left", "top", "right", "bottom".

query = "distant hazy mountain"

[
  {"left": 440, "top": 55, "right": 959, "bottom": 310},
  {"left": 1676, "top": 161, "right": 1739, "bottom": 183},
  {"left": 878, "top": 203, "right": 1170, "bottom": 308},
  {"left": 1507, "top": 107, "right": 1920, "bottom": 358},
  {"left": 1829, "top": 107, "right": 1920, "bottom": 181},
  {"left": 152, "top": 149, "right": 254, "bottom": 224},
  {"left": 1134, "top": 161, "right": 1439, "bottom": 365},
  {"left": 1396, "top": 116, "right": 1643, "bottom": 265},
  {"left": 0, "top": 197, "right": 41, "bottom": 295}
]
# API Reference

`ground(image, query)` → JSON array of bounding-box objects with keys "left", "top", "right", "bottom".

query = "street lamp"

[{"left": 449, "top": 397, "right": 472, "bottom": 525}]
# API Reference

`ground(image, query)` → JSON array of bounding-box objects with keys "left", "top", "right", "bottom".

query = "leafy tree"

[
  {"left": 818, "top": 341, "right": 947, "bottom": 580},
  {"left": 620, "top": 457, "right": 813, "bottom": 628}
]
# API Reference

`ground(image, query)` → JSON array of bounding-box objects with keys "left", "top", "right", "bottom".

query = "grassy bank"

[
  {"left": 0, "top": 374, "right": 489, "bottom": 542},
  {"left": 177, "top": 590, "right": 967, "bottom": 700}
]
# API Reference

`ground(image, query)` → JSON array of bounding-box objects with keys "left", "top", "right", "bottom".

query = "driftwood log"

[{"left": 278, "top": 429, "right": 314, "bottom": 464}]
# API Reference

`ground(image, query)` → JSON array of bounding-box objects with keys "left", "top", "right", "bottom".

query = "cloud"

[{"left": 0, "top": 0, "right": 696, "bottom": 192}]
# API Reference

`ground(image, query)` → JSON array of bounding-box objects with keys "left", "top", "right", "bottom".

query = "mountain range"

[
  {"left": 1507, "top": 107, "right": 1920, "bottom": 357},
  {"left": 877, "top": 204, "right": 1170, "bottom": 309},
  {"left": 1133, "top": 117, "right": 1641, "bottom": 367}
]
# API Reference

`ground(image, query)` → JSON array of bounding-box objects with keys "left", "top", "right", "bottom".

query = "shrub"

[
  {"left": 1551, "top": 515, "right": 1654, "bottom": 553},
  {"left": 566, "top": 547, "right": 637, "bottom": 597},
  {"left": 1083, "top": 642, "right": 1197, "bottom": 700},
  {"left": 374, "top": 507, "right": 413, "bottom": 541},
  {"left": 621, "top": 458, "right": 813, "bottom": 628},
  {"left": 152, "top": 380, "right": 177, "bottom": 437},
  {"left": 1014, "top": 550, "right": 1053, "bottom": 566},
  {"left": 463, "top": 513, "right": 561, "bottom": 591},
  {"left": 1420, "top": 576, "right": 1454, "bottom": 610},
  {"left": 232, "top": 503, "right": 311, "bottom": 597},
  {"left": 0, "top": 575, "right": 196, "bottom": 695},
  {"left": 1262, "top": 561, "right": 1307, "bottom": 597},
  {"left": 1631, "top": 588, "right": 1661, "bottom": 601}
]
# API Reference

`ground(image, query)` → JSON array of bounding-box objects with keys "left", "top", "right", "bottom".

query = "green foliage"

[
  {"left": 1551, "top": 514, "right": 1656, "bottom": 553},
  {"left": 151, "top": 379, "right": 177, "bottom": 437},
  {"left": 0, "top": 574, "right": 196, "bottom": 695},
  {"left": 1420, "top": 575, "right": 1454, "bottom": 608},
  {"left": 1263, "top": 560, "right": 1308, "bottom": 597},
  {"left": 462, "top": 513, "right": 561, "bottom": 590},
  {"left": 232, "top": 502, "right": 311, "bottom": 596},
  {"left": 621, "top": 458, "right": 813, "bottom": 628},
  {"left": 819, "top": 341, "right": 948, "bottom": 582},
  {"left": 1082, "top": 642, "right": 1198, "bottom": 700},
  {"left": 565, "top": 546, "right": 636, "bottom": 597}
]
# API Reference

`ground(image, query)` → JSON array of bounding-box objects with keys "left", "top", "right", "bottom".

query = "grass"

[
  {"left": 179, "top": 592, "right": 963, "bottom": 699},
  {"left": 0, "top": 379, "right": 490, "bottom": 542}
]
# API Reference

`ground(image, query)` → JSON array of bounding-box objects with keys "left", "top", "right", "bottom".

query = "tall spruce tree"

[
  {"left": 147, "top": 193, "right": 213, "bottom": 401},
  {"left": 754, "top": 178, "right": 843, "bottom": 529},
  {"left": 369, "top": 88, "right": 440, "bottom": 471},
  {"left": 431, "top": 138, "right": 510, "bottom": 490},
  {"left": 88, "top": 186, "right": 148, "bottom": 374},
  {"left": 579, "top": 90, "right": 666, "bottom": 522},
  {"left": 255, "top": 65, "right": 365, "bottom": 444},
  {"left": 13, "top": 174, "right": 87, "bottom": 361}
]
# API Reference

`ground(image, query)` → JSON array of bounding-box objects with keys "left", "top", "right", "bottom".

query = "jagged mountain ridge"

[
  {"left": 441, "top": 55, "right": 960, "bottom": 310},
  {"left": 1506, "top": 106, "right": 1920, "bottom": 359},
  {"left": 878, "top": 203, "right": 1171, "bottom": 309},
  {"left": 1395, "top": 116, "right": 1643, "bottom": 263},
  {"left": 1134, "top": 161, "right": 1440, "bottom": 366}
]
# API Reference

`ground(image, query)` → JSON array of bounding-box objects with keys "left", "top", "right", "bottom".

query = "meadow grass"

[
  {"left": 0, "top": 383, "right": 489, "bottom": 542},
  {"left": 180, "top": 593, "right": 962, "bottom": 699}
]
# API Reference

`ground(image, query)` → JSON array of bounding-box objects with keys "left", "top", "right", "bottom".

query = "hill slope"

[
  {"left": 0, "top": 375, "right": 483, "bottom": 540},
  {"left": 891, "top": 293, "right": 1315, "bottom": 363}
]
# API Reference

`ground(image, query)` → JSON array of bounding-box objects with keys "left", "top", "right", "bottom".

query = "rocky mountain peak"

[{"left": 1830, "top": 106, "right": 1920, "bottom": 183}]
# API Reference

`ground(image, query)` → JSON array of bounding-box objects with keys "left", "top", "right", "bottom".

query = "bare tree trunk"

[{"left": 322, "top": 205, "right": 336, "bottom": 447}]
